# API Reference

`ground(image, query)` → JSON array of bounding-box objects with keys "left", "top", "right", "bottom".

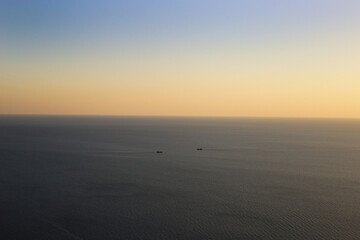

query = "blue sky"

[
  {"left": 1, "top": 1, "right": 360, "bottom": 117},
  {"left": 2, "top": 0, "right": 359, "bottom": 51}
]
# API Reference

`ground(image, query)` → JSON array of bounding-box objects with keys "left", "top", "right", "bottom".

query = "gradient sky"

[{"left": 1, "top": 0, "right": 360, "bottom": 117}]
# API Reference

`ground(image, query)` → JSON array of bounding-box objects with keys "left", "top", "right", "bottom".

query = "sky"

[{"left": 1, "top": 0, "right": 360, "bottom": 118}]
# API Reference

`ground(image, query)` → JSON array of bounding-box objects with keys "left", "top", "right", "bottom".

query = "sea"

[{"left": 1, "top": 115, "right": 359, "bottom": 240}]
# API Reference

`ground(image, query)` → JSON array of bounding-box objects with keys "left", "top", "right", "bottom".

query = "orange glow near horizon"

[{"left": 1, "top": 1, "right": 360, "bottom": 118}]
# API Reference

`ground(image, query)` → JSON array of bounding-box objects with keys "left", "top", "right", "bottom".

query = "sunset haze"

[{"left": 1, "top": 0, "right": 360, "bottom": 117}]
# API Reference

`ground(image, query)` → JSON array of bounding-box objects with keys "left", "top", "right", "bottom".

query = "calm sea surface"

[{"left": 1, "top": 116, "right": 360, "bottom": 240}]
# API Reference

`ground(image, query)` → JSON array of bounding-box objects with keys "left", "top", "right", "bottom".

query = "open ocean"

[{"left": 1, "top": 116, "right": 359, "bottom": 240}]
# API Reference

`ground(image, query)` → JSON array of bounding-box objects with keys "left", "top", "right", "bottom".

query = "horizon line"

[{"left": 1, "top": 113, "right": 360, "bottom": 120}]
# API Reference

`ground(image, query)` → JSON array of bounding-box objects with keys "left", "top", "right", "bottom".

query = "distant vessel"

[
  {"left": 156, "top": 151, "right": 163, "bottom": 154},
  {"left": 196, "top": 148, "right": 203, "bottom": 151}
]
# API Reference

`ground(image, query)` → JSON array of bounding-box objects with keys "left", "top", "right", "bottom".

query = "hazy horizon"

[{"left": 2, "top": 113, "right": 360, "bottom": 120}]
